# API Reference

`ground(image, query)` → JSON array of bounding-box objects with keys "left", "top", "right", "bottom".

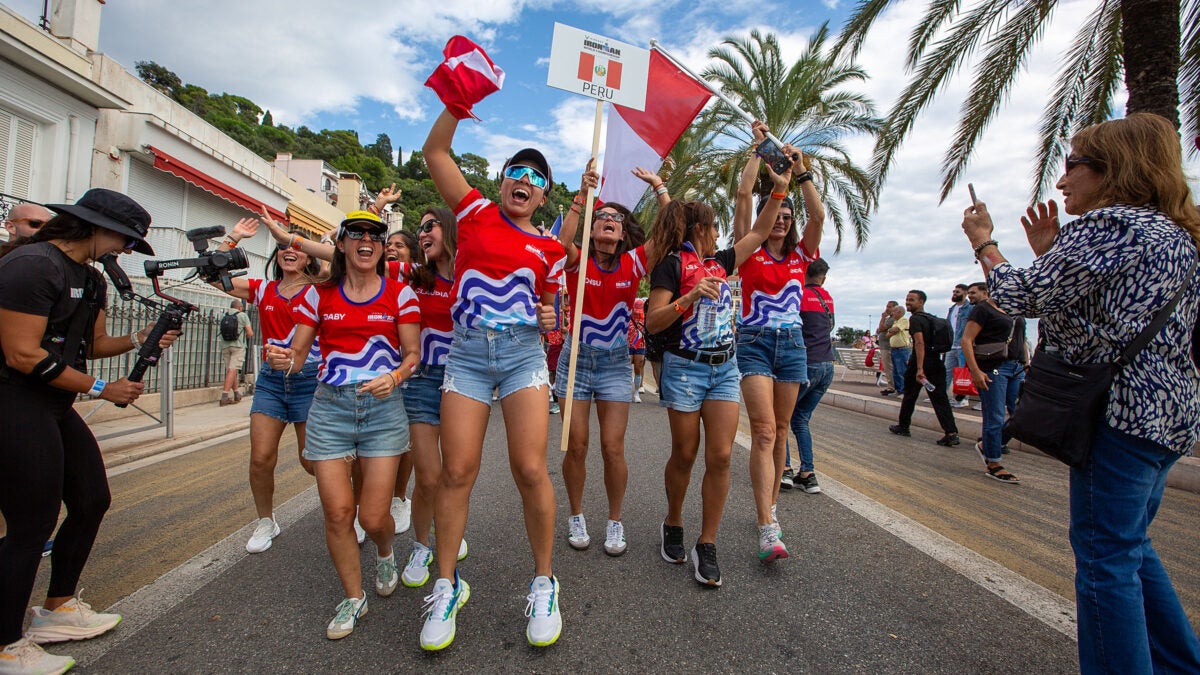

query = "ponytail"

[{"left": 646, "top": 200, "right": 715, "bottom": 270}]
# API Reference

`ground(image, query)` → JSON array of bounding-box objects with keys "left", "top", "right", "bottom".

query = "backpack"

[
  {"left": 918, "top": 311, "right": 953, "bottom": 353},
  {"left": 220, "top": 312, "right": 241, "bottom": 341}
]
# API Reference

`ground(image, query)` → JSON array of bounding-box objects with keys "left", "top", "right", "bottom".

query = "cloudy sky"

[{"left": 9, "top": 0, "right": 1197, "bottom": 333}]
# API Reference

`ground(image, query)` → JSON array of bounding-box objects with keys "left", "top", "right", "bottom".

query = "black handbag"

[
  {"left": 973, "top": 316, "right": 1015, "bottom": 359},
  {"left": 1005, "top": 256, "right": 1197, "bottom": 467}
]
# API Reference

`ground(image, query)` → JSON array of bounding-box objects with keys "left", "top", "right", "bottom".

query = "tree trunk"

[{"left": 1121, "top": 0, "right": 1180, "bottom": 127}]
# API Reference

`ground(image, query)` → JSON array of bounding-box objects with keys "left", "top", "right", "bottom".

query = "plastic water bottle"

[
  {"left": 921, "top": 377, "right": 936, "bottom": 393},
  {"left": 695, "top": 297, "right": 718, "bottom": 341}
]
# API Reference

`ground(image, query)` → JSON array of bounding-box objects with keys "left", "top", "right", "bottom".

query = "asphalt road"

[{"left": 34, "top": 399, "right": 1116, "bottom": 673}]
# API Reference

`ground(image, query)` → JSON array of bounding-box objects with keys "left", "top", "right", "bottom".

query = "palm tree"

[
  {"left": 835, "top": 0, "right": 1197, "bottom": 203},
  {"left": 697, "top": 27, "right": 882, "bottom": 252}
]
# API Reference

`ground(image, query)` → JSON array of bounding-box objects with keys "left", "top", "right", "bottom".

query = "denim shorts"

[
  {"left": 250, "top": 361, "right": 319, "bottom": 424},
  {"left": 659, "top": 350, "right": 741, "bottom": 412},
  {"left": 555, "top": 339, "right": 633, "bottom": 402},
  {"left": 303, "top": 382, "right": 410, "bottom": 460},
  {"left": 442, "top": 324, "right": 550, "bottom": 405},
  {"left": 402, "top": 364, "right": 445, "bottom": 425},
  {"left": 735, "top": 326, "right": 809, "bottom": 383}
]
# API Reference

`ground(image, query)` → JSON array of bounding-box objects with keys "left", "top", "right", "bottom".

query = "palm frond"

[
  {"left": 906, "top": 0, "right": 966, "bottom": 70},
  {"left": 833, "top": 0, "right": 900, "bottom": 60},
  {"left": 1180, "top": 0, "right": 1200, "bottom": 156}
]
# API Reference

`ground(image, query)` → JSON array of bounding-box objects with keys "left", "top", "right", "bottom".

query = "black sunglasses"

[
  {"left": 419, "top": 219, "right": 441, "bottom": 233},
  {"left": 594, "top": 211, "right": 625, "bottom": 223},
  {"left": 11, "top": 218, "right": 46, "bottom": 229},
  {"left": 1065, "top": 155, "right": 1103, "bottom": 172},
  {"left": 343, "top": 229, "right": 385, "bottom": 242}
]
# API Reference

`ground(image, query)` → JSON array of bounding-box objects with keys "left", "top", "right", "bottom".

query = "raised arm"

[
  {"left": 630, "top": 166, "right": 669, "bottom": 263},
  {"left": 423, "top": 109, "right": 472, "bottom": 209},
  {"left": 795, "top": 152, "right": 825, "bottom": 254},
  {"left": 559, "top": 159, "right": 600, "bottom": 268},
  {"left": 733, "top": 121, "right": 768, "bottom": 243},
  {"left": 732, "top": 145, "right": 797, "bottom": 267}
]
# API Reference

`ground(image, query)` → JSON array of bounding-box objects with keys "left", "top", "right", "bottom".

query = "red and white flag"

[
  {"left": 598, "top": 49, "right": 711, "bottom": 207},
  {"left": 425, "top": 36, "right": 505, "bottom": 120}
]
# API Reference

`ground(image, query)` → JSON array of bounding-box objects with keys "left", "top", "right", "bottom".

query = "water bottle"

[
  {"left": 695, "top": 297, "right": 718, "bottom": 341},
  {"left": 921, "top": 377, "right": 936, "bottom": 393}
]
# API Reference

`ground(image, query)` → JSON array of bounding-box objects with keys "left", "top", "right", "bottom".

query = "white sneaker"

[
  {"left": 633, "top": 391, "right": 642, "bottom": 403},
  {"left": 567, "top": 514, "right": 590, "bottom": 550},
  {"left": 375, "top": 553, "right": 398, "bottom": 597},
  {"left": 458, "top": 537, "right": 469, "bottom": 561},
  {"left": 603, "top": 520, "right": 627, "bottom": 556},
  {"left": 770, "top": 504, "right": 782, "bottom": 538},
  {"left": 420, "top": 575, "right": 469, "bottom": 651},
  {"left": 245, "top": 516, "right": 279, "bottom": 554},
  {"left": 637, "top": 385, "right": 646, "bottom": 394},
  {"left": 972, "top": 402, "right": 983, "bottom": 411},
  {"left": 391, "top": 497, "right": 411, "bottom": 535},
  {"left": 0, "top": 637, "right": 74, "bottom": 674},
  {"left": 26, "top": 592, "right": 121, "bottom": 644},
  {"left": 353, "top": 514, "right": 366, "bottom": 545},
  {"left": 525, "top": 575, "right": 562, "bottom": 647},
  {"left": 758, "top": 524, "right": 789, "bottom": 562},
  {"left": 403, "top": 542, "right": 433, "bottom": 588},
  {"left": 326, "top": 595, "right": 367, "bottom": 640}
]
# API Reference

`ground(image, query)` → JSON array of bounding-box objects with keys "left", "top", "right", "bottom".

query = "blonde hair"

[{"left": 1071, "top": 113, "right": 1200, "bottom": 244}]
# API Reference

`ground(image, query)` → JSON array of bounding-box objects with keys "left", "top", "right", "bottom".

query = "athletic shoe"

[
  {"left": 549, "top": 401, "right": 560, "bottom": 415},
  {"left": 41, "top": 539, "right": 53, "bottom": 558},
  {"left": 326, "top": 595, "right": 367, "bottom": 640},
  {"left": 660, "top": 522, "right": 685, "bottom": 563},
  {"left": 391, "top": 497, "right": 411, "bottom": 535},
  {"left": 603, "top": 520, "right": 627, "bottom": 556},
  {"left": 758, "top": 524, "right": 789, "bottom": 562},
  {"left": 353, "top": 514, "right": 366, "bottom": 545},
  {"left": 0, "top": 637, "right": 74, "bottom": 674},
  {"left": 796, "top": 472, "right": 822, "bottom": 494},
  {"left": 888, "top": 424, "right": 911, "bottom": 437},
  {"left": 567, "top": 514, "right": 590, "bottom": 550},
  {"left": 245, "top": 515, "right": 279, "bottom": 554},
  {"left": 633, "top": 391, "right": 642, "bottom": 403},
  {"left": 26, "top": 593, "right": 121, "bottom": 644},
  {"left": 420, "top": 575, "right": 469, "bottom": 651},
  {"left": 972, "top": 402, "right": 983, "bottom": 411},
  {"left": 375, "top": 552, "right": 398, "bottom": 597},
  {"left": 770, "top": 504, "right": 782, "bottom": 538},
  {"left": 935, "top": 433, "right": 961, "bottom": 447},
  {"left": 780, "top": 468, "right": 795, "bottom": 490},
  {"left": 402, "top": 542, "right": 433, "bottom": 588},
  {"left": 691, "top": 542, "right": 722, "bottom": 586},
  {"left": 525, "top": 576, "right": 562, "bottom": 647},
  {"left": 457, "top": 537, "right": 469, "bottom": 561}
]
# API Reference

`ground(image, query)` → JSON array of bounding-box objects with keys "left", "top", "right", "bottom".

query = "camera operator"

[{"left": 0, "top": 189, "right": 179, "bottom": 673}]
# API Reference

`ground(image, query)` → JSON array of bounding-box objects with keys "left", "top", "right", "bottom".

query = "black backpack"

[
  {"left": 220, "top": 312, "right": 241, "bottom": 341},
  {"left": 918, "top": 311, "right": 953, "bottom": 353}
]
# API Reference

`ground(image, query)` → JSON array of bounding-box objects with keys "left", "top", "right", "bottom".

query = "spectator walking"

[
  {"left": 219, "top": 299, "right": 253, "bottom": 406},
  {"left": 945, "top": 284, "right": 971, "bottom": 407},
  {"left": 784, "top": 258, "right": 835, "bottom": 494},
  {"left": 960, "top": 282, "right": 1024, "bottom": 484},
  {"left": 885, "top": 304, "right": 912, "bottom": 396},
  {"left": 890, "top": 290, "right": 959, "bottom": 445}
]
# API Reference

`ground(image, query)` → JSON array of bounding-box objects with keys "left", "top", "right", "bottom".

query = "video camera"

[{"left": 143, "top": 226, "right": 248, "bottom": 292}]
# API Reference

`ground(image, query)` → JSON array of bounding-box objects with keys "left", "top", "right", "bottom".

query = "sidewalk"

[{"left": 93, "top": 390, "right": 252, "bottom": 468}]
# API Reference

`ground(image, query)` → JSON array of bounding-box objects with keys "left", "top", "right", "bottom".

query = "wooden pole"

[{"left": 560, "top": 98, "right": 604, "bottom": 452}]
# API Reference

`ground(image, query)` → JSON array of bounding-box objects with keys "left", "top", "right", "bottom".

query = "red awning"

[{"left": 147, "top": 145, "right": 287, "bottom": 222}]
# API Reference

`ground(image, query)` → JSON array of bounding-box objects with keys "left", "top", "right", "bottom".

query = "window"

[{"left": 0, "top": 108, "right": 37, "bottom": 199}]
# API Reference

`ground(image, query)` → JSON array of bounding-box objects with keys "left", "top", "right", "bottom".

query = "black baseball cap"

[
  {"left": 504, "top": 148, "right": 553, "bottom": 194},
  {"left": 47, "top": 188, "right": 154, "bottom": 255}
]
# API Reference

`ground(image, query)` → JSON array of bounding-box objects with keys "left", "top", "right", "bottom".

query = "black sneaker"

[
  {"left": 780, "top": 469, "right": 795, "bottom": 490},
  {"left": 691, "top": 542, "right": 722, "bottom": 587},
  {"left": 936, "top": 433, "right": 961, "bottom": 447},
  {"left": 660, "top": 522, "right": 686, "bottom": 563},
  {"left": 795, "top": 472, "right": 821, "bottom": 494},
  {"left": 888, "top": 424, "right": 911, "bottom": 437}
]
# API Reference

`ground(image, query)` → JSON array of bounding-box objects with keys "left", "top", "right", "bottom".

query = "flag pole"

[
  {"left": 560, "top": 98, "right": 604, "bottom": 453},
  {"left": 649, "top": 39, "right": 786, "bottom": 150}
]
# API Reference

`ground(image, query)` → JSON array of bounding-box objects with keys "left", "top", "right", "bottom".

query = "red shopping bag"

[{"left": 952, "top": 366, "right": 978, "bottom": 397}]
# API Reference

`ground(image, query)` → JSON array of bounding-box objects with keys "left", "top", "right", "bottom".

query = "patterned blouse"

[{"left": 988, "top": 204, "right": 1200, "bottom": 455}]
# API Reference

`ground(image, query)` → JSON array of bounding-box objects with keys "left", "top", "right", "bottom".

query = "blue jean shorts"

[
  {"left": 659, "top": 350, "right": 741, "bottom": 412},
  {"left": 303, "top": 382, "right": 410, "bottom": 460},
  {"left": 402, "top": 364, "right": 445, "bottom": 425},
  {"left": 735, "top": 326, "right": 809, "bottom": 383},
  {"left": 442, "top": 324, "right": 550, "bottom": 405},
  {"left": 555, "top": 339, "right": 633, "bottom": 402},
  {"left": 250, "top": 360, "right": 320, "bottom": 423}
]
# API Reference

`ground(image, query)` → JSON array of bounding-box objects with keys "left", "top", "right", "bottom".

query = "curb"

[
  {"left": 819, "top": 387, "right": 1200, "bottom": 494},
  {"left": 101, "top": 420, "right": 251, "bottom": 469}
]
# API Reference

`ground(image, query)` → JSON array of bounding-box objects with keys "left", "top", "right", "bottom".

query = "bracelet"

[
  {"left": 389, "top": 371, "right": 400, "bottom": 387},
  {"left": 224, "top": 237, "right": 238, "bottom": 248},
  {"left": 569, "top": 204, "right": 581, "bottom": 213},
  {"left": 770, "top": 191, "right": 787, "bottom": 200},
  {"left": 672, "top": 301, "right": 686, "bottom": 314},
  {"left": 88, "top": 377, "right": 106, "bottom": 398},
  {"left": 289, "top": 234, "right": 302, "bottom": 251},
  {"left": 796, "top": 171, "right": 813, "bottom": 184},
  {"left": 573, "top": 195, "right": 585, "bottom": 206},
  {"left": 655, "top": 185, "right": 669, "bottom": 196},
  {"left": 129, "top": 331, "right": 142, "bottom": 350},
  {"left": 973, "top": 239, "right": 999, "bottom": 257}
]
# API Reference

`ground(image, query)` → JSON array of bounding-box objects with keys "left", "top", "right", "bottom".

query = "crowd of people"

[{"left": 1, "top": 108, "right": 1197, "bottom": 674}]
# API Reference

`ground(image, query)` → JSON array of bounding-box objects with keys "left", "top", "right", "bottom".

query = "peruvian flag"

[
  {"left": 425, "top": 36, "right": 505, "bottom": 120},
  {"left": 578, "top": 52, "right": 622, "bottom": 90},
  {"left": 598, "top": 49, "right": 711, "bottom": 207}
]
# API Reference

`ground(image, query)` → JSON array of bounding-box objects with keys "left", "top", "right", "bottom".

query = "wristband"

[
  {"left": 290, "top": 234, "right": 302, "bottom": 251},
  {"left": 672, "top": 301, "right": 686, "bottom": 314},
  {"left": 389, "top": 371, "right": 400, "bottom": 387},
  {"left": 88, "top": 378, "right": 107, "bottom": 398},
  {"left": 770, "top": 191, "right": 787, "bottom": 200},
  {"left": 224, "top": 237, "right": 238, "bottom": 248},
  {"left": 655, "top": 185, "right": 669, "bottom": 196},
  {"left": 129, "top": 331, "right": 142, "bottom": 350},
  {"left": 573, "top": 195, "right": 585, "bottom": 206},
  {"left": 796, "top": 171, "right": 813, "bottom": 184},
  {"left": 973, "top": 239, "right": 999, "bottom": 257}
]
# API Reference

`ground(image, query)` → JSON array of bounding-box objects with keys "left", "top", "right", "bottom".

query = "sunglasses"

[
  {"left": 503, "top": 165, "right": 548, "bottom": 190},
  {"left": 418, "top": 219, "right": 441, "bottom": 233},
  {"left": 11, "top": 218, "right": 46, "bottom": 229},
  {"left": 1065, "top": 154, "right": 1102, "bottom": 172},
  {"left": 594, "top": 211, "right": 624, "bottom": 223},
  {"left": 123, "top": 237, "right": 138, "bottom": 250},
  {"left": 343, "top": 229, "right": 385, "bottom": 242},
  {"left": 775, "top": 214, "right": 794, "bottom": 222}
]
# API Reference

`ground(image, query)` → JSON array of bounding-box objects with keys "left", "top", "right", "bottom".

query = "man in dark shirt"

[
  {"left": 784, "top": 258, "right": 834, "bottom": 493},
  {"left": 890, "top": 289, "right": 959, "bottom": 445}
]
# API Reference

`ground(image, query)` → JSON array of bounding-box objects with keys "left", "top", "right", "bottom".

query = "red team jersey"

[
  {"left": 737, "top": 242, "right": 818, "bottom": 329},
  {"left": 245, "top": 278, "right": 319, "bottom": 363},
  {"left": 386, "top": 261, "right": 452, "bottom": 367},
  {"left": 564, "top": 246, "right": 647, "bottom": 348},
  {"left": 294, "top": 278, "right": 420, "bottom": 385},
  {"left": 451, "top": 189, "right": 566, "bottom": 330}
]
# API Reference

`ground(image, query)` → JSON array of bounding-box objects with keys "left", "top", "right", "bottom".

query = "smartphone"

[
  {"left": 968, "top": 183, "right": 978, "bottom": 207},
  {"left": 755, "top": 138, "right": 795, "bottom": 176}
]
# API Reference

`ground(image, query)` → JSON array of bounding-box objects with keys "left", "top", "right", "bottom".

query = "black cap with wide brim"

[
  {"left": 504, "top": 148, "right": 553, "bottom": 194},
  {"left": 46, "top": 188, "right": 154, "bottom": 255}
]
